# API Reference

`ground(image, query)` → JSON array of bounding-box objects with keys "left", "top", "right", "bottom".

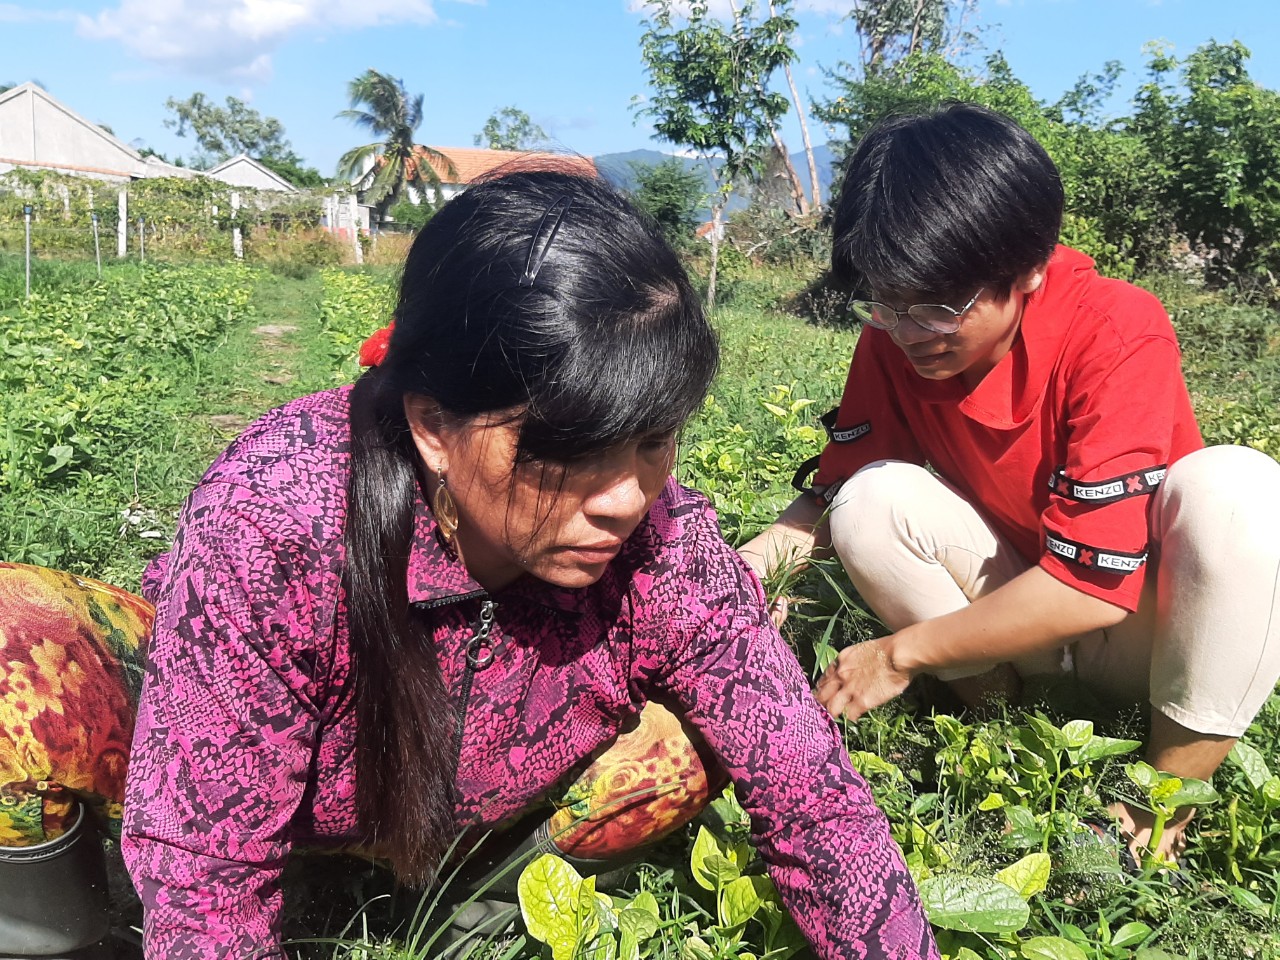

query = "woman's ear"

[
  {"left": 403, "top": 394, "right": 452, "bottom": 476},
  {"left": 1017, "top": 262, "right": 1049, "bottom": 295}
]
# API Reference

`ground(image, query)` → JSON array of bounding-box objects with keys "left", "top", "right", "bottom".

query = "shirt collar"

[{"left": 902, "top": 245, "right": 1092, "bottom": 429}]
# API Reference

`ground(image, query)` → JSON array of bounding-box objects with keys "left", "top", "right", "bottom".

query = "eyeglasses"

[{"left": 848, "top": 288, "right": 985, "bottom": 335}]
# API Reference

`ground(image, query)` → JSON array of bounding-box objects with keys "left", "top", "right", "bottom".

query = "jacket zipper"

[{"left": 452, "top": 598, "right": 497, "bottom": 768}]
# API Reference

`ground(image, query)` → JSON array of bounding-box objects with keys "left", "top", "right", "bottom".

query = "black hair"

[
  {"left": 343, "top": 166, "right": 718, "bottom": 887},
  {"left": 832, "top": 102, "right": 1064, "bottom": 301}
]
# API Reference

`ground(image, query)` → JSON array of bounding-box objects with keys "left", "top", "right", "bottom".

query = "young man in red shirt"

[{"left": 739, "top": 103, "right": 1280, "bottom": 864}]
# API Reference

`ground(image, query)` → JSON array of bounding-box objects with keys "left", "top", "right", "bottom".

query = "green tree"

[
  {"left": 259, "top": 156, "right": 328, "bottom": 189},
  {"left": 635, "top": 0, "right": 794, "bottom": 308},
  {"left": 852, "top": 0, "right": 953, "bottom": 77},
  {"left": 813, "top": 51, "right": 1172, "bottom": 280},
  {"left": 163, "top": 93, "right": 322, "bottom": 185},
  {"left": 1133, "top": 40, "right": 1280, "bottom": 292},
  {"left": 336, "top": 69, "right": 456, "bottom": 215},
  {"left": 474, "top": 106, "right": 547, "bottom": 151},
  {"left": 630, "top": 158, "right": 706, "bottom": 251},
  {"left": 768, "top": 0, "right": 823, "bottom": 210}
]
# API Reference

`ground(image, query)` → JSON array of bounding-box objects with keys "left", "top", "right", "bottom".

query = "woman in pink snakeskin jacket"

[{"left": 121, "top": 169, "right": 938, "bottom": 960}]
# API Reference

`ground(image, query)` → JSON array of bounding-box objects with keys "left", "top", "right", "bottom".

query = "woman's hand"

[{"left": 814, "top": 635, "right": 914, "bottom": 721}]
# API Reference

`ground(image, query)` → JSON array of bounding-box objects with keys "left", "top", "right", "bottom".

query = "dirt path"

[{"left": 197, "top": 271, "right": 330, "bottom": 443}]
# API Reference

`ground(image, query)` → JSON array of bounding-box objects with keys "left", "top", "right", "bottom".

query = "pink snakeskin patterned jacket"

[{"left": 121, "top": 387, "right": 937, "bottom": 960}]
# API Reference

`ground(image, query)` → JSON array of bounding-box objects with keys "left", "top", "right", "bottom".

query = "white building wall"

[
  {"left": 0, "top": 86, "right": 143, "bottom": 177},
  {"left": 208, "top": 157, "right": 295, "bottom": 192}
]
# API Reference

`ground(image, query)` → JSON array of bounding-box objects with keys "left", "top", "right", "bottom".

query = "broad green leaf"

[
  {"left": 43, "top": 444, "right": 74, "bottom": 472},
  {"left": 978, "top": 792, "right": 1006, "bottom": 811},
  {"left": 518, "top": 854, "right": 585, "bottom": 960},
  {"left": 722, "top": 875, "right": 768, "bottom": 928},
  {"left": 708, "top": 786, "right": 749, "bottom": 831},
  {"left": 627, "top": 891, "right": 659, "bottom": 920},
  {"left": 756, "top": 899, "right": 784, "bottom": 941},
  {"left": 618, "top": 904, "right": 659, "bottom": 960},
  {"left": 762, "top": 401, "right": 788, "bottom": 418},
  {"left": 933, "top": 714, "right": 969, "bottom": 747},
  {"left": 682, "top": 934, "right": 714, "bottom": 960},
  {"left": 619, "top": 928, "right": 639, "bottom": 960},
  {"left": 1076, "top": 735, "right": 1143, "bottom": 763},
  {"left": 952, "top": 950, "right": 984, "bottom": 960},
  {"left": 994, "top": 852, "right": 1051, "bottom": 899},
  {"left": 909, "top": 792, "right": 941, "bottom": 817},
  {"left": 1004, "top": 805, "right": 1044, "bottom": 849},
  {"left": 1166, "top": 777, "right": 1219, "bottom": 808},
  {"left": 851, "top": 750, "right": 902, "bottom": 779},
  {"left": 690, "top": 826, "right": 746, "bottom": 890},
  {"left": 1126, "top": 761, "right": 1160, "bottom": 792},
  {"left": 1228, "top": 741, "right": 1272, "bottom": 791},
  {"left": 619, "top": 905, "right": 659, "bottom": 943},
  {"left": 581, "top": 930, "right": 618, "bottom": 960},
  {"left": 1061, "top": 719, "right": 1094, "bottom": 750},
  {"left": 918, "top": 874, "right": 1030, "bottom": 933},
  {"left": 1136, "top": 949, "right": 1190, "bottom": 960},
  {"left": 756, "top": 901, "right": 807, "bottom": 960},
  {"left": 574, "top": 876, "right": 607, "bottom": 953},
  {"left": 1111, "top": 921, "right": 1153, "bottom": 948},
  {"left": 1226, "top": 885, "right": 1269, "bottom": 916},
  {"left": 703, "top": 854, "right": 741, "bottom": 885},
  {"left": 1021, "top": 936, "right": 1087, "bottom": 960},
  {"left": 1261, "top": 776, "right": 1280, "bottom": 809},
  {"left": 1025, "top": 715, "right": 1068, "bottom": 752}
]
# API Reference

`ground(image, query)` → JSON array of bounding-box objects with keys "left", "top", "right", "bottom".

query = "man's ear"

[
  {"left": 1017, "top": 262, "right": 1049, "bottom": 295},
  {"left": 403, "top": 394, "right": 451, "bottom": 476}
]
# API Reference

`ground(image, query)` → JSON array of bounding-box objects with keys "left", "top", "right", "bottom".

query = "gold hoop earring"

[{"left": 432, "top": 474, "right": 459, "bottom": 547}]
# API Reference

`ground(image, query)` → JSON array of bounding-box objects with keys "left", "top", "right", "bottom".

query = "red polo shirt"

[{"left": 813, "top": 246, "right": 1203, "bottom": 612}]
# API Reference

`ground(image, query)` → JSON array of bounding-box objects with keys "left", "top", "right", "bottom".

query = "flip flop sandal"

[
  {"left": 1078, "top": 815, "right": 1141, "bottom": 875},
  {"left": 1078, "top": 816, "right": 1192, "bottom": 891}
]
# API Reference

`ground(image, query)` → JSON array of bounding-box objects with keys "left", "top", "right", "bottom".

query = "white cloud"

[{"left": 76, "top": 0, "right": 446, "bottom": 80}]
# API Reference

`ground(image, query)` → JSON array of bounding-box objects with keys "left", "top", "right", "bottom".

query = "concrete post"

[
  {"left": 117, "top": 188, "right": 127, "bottom": 258},
  {"left": 231, "top": 191, "right": 243, "bottom": 260},
  {"left": 349, "top": 194, "right": 363, "bottom": 265}
]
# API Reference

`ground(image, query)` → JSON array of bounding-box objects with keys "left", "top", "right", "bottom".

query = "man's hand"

[{"left": 814, "top": 636, "right": 914, "bottom": 721}]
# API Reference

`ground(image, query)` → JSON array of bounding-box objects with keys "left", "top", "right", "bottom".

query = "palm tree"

[{"left": 336, "top": 69, "right": 456, "bottom": 213}]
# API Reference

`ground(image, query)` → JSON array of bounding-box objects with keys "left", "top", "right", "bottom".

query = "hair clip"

[{"left": 519, "top": 194, "right": 574, "bottom": 287}]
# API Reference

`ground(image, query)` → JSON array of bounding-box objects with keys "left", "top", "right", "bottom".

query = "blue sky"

[{"left": 2, "top": 0, "right": 1277, "bottom": 174}]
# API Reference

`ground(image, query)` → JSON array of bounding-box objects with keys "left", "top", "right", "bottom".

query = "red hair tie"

[{"left": 358, "top": 320, "right": 395, "bottom": 367}]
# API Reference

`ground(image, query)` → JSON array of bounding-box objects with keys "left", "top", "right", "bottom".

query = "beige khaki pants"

[{"left": 827, "top": 446, "right": 1280, "bottom": 737}]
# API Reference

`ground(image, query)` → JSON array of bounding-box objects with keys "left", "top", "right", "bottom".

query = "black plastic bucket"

[{"left": 0, "top": 803, "right": 110, "bottom": 957}]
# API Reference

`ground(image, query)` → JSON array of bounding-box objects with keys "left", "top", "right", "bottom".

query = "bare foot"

[{"left": 1108, "top": 800, "right": 1192, "bottom": 867}]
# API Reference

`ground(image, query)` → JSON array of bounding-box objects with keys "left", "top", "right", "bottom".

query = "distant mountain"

[{"left": 594, "top": 143, "right": 840, "bottom": 219}]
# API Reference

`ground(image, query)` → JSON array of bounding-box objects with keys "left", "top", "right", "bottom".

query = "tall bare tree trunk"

[
  {"left": 771, "top": 0, "right": 822, "bottom": 211},
  {"left": 769, "top": 127, "right": 809, "bottom": 216},
  {"left": 707, "top": 202, "right": 724, "bottom": 310},
  {"left": 909, "top": 0, "right": 929, "bottom": 55},
  {"left": 730, "top": 0, "right": 808, "bottom": 216}
]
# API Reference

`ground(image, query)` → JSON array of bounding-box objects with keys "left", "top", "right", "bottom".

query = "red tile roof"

[{"left": 419, "top": 147, "right": 597, "bottom": 184}]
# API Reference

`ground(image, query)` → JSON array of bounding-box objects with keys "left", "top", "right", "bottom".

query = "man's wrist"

[{"left": 886, "top": 624, "right": 928, "bottom": 678}]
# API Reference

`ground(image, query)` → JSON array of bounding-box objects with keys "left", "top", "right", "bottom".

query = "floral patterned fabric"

[
  {"left": 0, "top": 563, "right": 150, "bottom": 846},
  {"left": 548, "top": 699, "right": 729, "bottom": 860}
]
